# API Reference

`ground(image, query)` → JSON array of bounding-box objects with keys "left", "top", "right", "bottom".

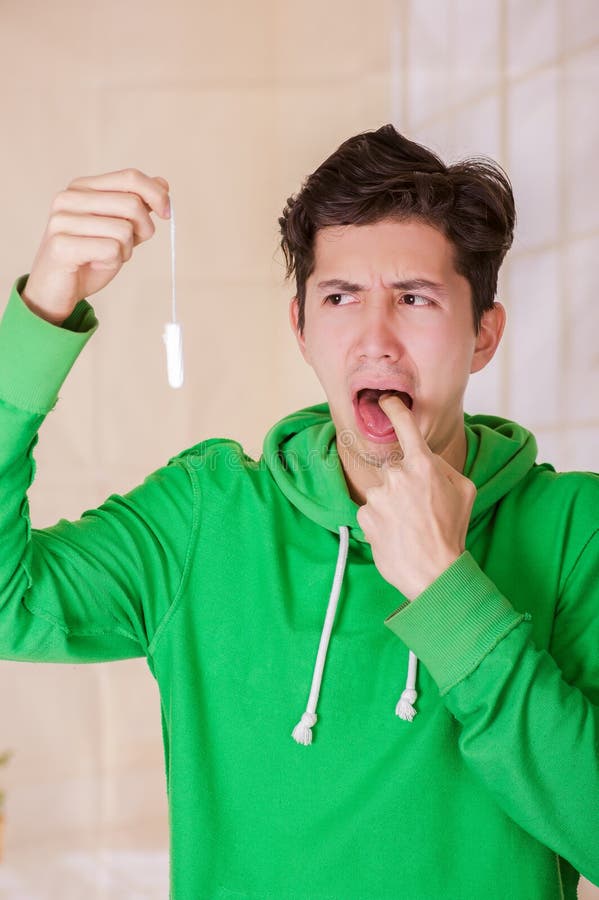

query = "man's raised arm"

[{"left": 0, "top": 170, "right": 196, "bottom": 664}]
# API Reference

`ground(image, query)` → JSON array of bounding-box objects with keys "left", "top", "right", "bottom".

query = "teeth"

[
  {"left": 357, "top": 388, "right": 400, "bottom": 397},
  {"left": 355, "top": 388, "right": 413, "bottom": 410}
]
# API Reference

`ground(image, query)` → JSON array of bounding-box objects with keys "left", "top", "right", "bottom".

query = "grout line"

[
  {"left": 401, "top": 0, "right": 410, "bottom": 130},
  {"left": 511, "top": 226, "right": 599, "bottom": 258},
  {"left": 390, "top": 0, "right": 410, "bottom": 131},
  {"left": 390, "top": 0, "right": 403, "bottom": 127},
  {"left": 525, "top": 421, "right": 599, "bottom": 433},
  {"left": 400, "top": 0, "right": 412, "bottom": 134},
  {"left": 448, "top": 0, "right": 456, "bottom": 148},
  {"left": 499, "top": 0, "right": 511, "bottom": 418},
  {"left": 556, "top": 0, "right": 568, "bottom": 465},
  {"left": 410, "top": 35, "right": 599, "bottom": 135}
]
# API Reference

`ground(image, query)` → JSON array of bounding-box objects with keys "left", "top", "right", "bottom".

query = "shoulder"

[
  {"left": 167, "top": 437, "right": 266, "bottom": 490},
  {"left": 524, "top": 465, "right": 599, "bottom": 517},
  {"left": 169, "top": 436, "right": 251, "bottom": 466},
  {"left": 513, "top": 466, "right": 599, "bottom": 590}
]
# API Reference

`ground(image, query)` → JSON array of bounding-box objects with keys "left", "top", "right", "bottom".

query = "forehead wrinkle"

[{"left": 315, "top": 277, "right": 449, "bottom": 297}]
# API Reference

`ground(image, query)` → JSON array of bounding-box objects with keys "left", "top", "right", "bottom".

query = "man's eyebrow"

[{"left": 316, "top": 278, "right": 448, "bottom": 296}]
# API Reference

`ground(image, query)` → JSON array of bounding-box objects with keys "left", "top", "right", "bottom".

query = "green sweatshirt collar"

[{"left": 263, "top": 403, "right": 539, "bottom": 542}]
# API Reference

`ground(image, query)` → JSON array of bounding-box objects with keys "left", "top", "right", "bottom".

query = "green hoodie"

[{"left": 1, "top": 275, "right": 598, "bottom": 900}]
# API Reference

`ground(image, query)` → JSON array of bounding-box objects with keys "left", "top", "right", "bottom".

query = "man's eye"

[
  {"left": 402, "top": 294, "right": 430, "bottom": 306},
  {"left": 325, "top": 293, "right": 354, "bottom": 306}
]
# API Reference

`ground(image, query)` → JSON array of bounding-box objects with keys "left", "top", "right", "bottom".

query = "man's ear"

[
  {"left": 470, "top": 302, "right": 506, "bottom": 374},
  {"left": 289, "top": 296, "right": 309, "bottom": 362}
]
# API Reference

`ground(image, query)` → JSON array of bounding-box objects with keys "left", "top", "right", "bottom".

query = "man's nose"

[{"left": 356, "top": 301, "right": 403, "bottom": 361}]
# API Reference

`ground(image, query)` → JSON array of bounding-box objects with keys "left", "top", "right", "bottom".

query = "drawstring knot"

[
  {"left": 396, "top": 688, "right": 418, "bottom": 722},
  {"left": 291, "top": 712, "right": 318, "bottom": 746},
  {"left": 395, "top": 650, "right": 419, "bottom": 722}
]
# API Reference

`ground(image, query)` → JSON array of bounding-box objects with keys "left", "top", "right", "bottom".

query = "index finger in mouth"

[{"left": 378, "top": 393, "right": 429, "bottom": 459}]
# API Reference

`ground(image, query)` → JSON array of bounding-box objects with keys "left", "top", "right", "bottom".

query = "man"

[{"left": 0, "top": 125, "right": 597, "bottom": 899}]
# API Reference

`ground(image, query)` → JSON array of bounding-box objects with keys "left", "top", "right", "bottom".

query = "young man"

[{"left": 0, "top": 125, "right": 597, "bottom": 899}]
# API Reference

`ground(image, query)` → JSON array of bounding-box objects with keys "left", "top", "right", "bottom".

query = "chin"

[{"left": 345, "top": 432, "right": 403, "bottom": 471}]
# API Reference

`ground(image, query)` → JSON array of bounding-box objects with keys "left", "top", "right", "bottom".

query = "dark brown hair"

[{"left": 279, "top": 124, "right": 516, "bottom": 334}]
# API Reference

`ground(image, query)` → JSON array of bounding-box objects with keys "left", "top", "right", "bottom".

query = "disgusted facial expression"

[{"left": 290, "top": 217, "right": 504, "bottom": 501}]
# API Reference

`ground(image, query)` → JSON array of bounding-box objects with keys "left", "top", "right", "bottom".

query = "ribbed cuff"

[
  {"left": 383, "top": 552, "right": 524, "bottom": 694},
  {"left": 0, "top": 275, "right": 98, "bottom": 414}
]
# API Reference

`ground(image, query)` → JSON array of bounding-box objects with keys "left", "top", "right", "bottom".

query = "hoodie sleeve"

[
  {"left": 384, "top": 547, "right": 599, "bottom": 886},
  {"left": 0, "top": 276, "right": 197, "bottom": 664}
]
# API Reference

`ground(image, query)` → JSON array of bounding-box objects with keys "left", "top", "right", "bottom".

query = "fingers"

[
  {"left": 46, "top": 233, "right": 126, "bottom": 271},
  {"left": 66, "top": 168, "right": 170, "bottom": 219},
  {"left": 51, "top": 188, "right": 158, "bottom": 243},
  {"left": 378, "top": 393, "right": 429, "bottom": 460},
  {"left": 47, "top": 211, "right": 151, "bottom": 256},
  {"left": 436, "top": 454, "right": 477, "bottom": 498}
]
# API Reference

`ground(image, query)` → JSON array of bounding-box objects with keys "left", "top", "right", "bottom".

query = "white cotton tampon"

[
  {"left": 162, "top": 198, "right": 184, "bottom": 388},
  {"left": 164, "top": 321, "right": 184, "bottom": 388}
]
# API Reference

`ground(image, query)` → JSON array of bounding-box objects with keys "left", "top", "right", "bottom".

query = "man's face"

[{"left": 290, "top": 218, "right": 503, "bottom": 478}]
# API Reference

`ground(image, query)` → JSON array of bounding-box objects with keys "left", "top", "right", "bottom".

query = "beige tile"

[
  {"left": 410, "top": 118, "right": 453, "bottom": 162},
  {"left": 531, "top": 427, "right": 566, "bottom": 470},
  {"left": 452, "top": 0, "right": 501, "bottom": 103},
  {"left": 273, "top": 0, "right": 393, "bottom": 84},
  {"left": 451, "top": 93, "right": 502, "bottom": 163},
  {"left": 505, "top": 250, "right": 561, "bottom": 428},
  {"left": 563, "top": 235, "right": 599, "bottom": 423},
  {"left": 507, "top": 0, "right": 559, "bottom": 79},
  {"left": 96, "top": 661, "right": 165, "bottom": 773},
  {"left": 410, "top": 93, "right": 502, "bottom": 171},
  {"left": 2, "top": 659, "right": 167, "bottom": 848},
  {"left": 87, "top": 0, "right": 274, "bottom": 87},
  {"left": 97, "top": 768, "right": 168, "bottom": 833},
  {"left": 1, "top": 664, "right": 103, "bottom": 781},
  {"left": 0, "top": 847, "right": 169, "bottom": 900},
  {"left": 407, "top": 0, "right": 500, "bottom": 128},
  {"left": 508, "top": 67, "right": 559, "bottom": 251},
  {"left": 562, "top": 0, "right": 599, "bottom": 53},
  {"left": 561, "top": 426, "right": 599, "bottom": 472},
  {"left": 563, "top": 48, "right": 599, "bottom": 235},
  {"left": 2, "top": 0, "right": 271, "bottom": 89},
  {"left": 272, "top": 75, "right": 394, "bottom": 209},
  {"left": 6, "top": 775, "right": 102, "bottom": 844},
  {"left": 407, "top": 2, "right": 452, "bottom": 127}
]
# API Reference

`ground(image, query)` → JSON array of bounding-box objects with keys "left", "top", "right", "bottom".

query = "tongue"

[{"left": 357, "top": 389, "right": 398, "bottom": 437}]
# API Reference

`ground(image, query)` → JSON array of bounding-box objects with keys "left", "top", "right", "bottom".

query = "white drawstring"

[
  {"left": 396, "top": 650, "right": 419, "bottom": 722},
  {"left": 291, "top": 524, "right": 419, "bottom": 744},
  {"left": 291, "top": 526, "right": 350, "bottom": 746}
]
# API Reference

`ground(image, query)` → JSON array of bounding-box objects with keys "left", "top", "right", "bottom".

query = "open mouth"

[{"left": 353, "top": 388, "right": 413, "bottom": 442}]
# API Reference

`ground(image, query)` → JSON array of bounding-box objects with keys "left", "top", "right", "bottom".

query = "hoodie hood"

[
  {"left": 263, "top": 402, "right": 539, "bottom": 540},
  {"left": 264, "top": 402, "right": 541, "bottom": 743}
]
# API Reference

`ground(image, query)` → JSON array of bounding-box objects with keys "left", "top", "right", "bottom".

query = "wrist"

[
  {"left": 403, "top": 551, "right": 462, "bottom": 601},
  {"left": 20, "top": 288, "right": 69, "bottom": 326}
]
